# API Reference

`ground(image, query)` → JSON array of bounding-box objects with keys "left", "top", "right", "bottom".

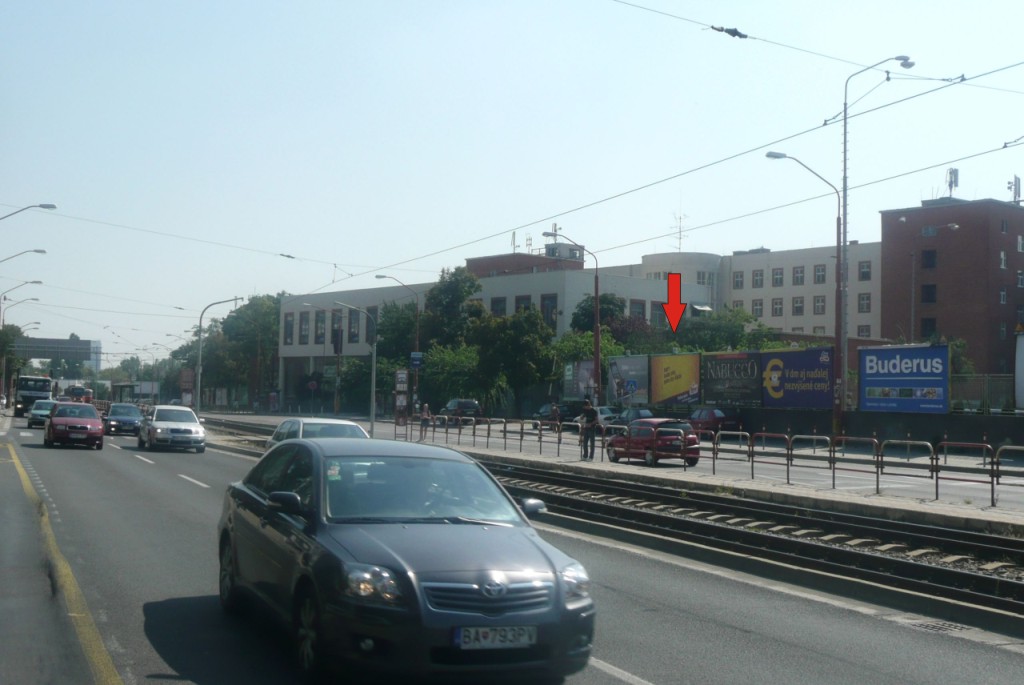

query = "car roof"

[
  {"left": 633, "top": 417, "right": 690, "bottom": 426},
  {"left": 273, "top": 437, "right": 474, "bottom": 463},
  {"left": 281, "top": 417, "right": 361, "bottom": 426}
]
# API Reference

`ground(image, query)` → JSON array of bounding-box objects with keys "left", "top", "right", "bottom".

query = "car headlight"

[
  {"left": 560, "top": 562, "right": 591, "bottom": 600},
  {"left": 345, "top": 563, "right": 402, "bottom": 603}
]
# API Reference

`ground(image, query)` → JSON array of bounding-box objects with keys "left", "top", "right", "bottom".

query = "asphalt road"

[{"left": 4, "top": 414, "right": 1024, "bottom": 684}]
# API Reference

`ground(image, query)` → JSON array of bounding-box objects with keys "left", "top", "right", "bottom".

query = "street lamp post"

[
  {"left": 766, "top": 151, "right": 842, "bottom": 432},
  {"left": 543, "top": 230, "right": 601, "bottom": 401},
  {"left": 0, "top": 249, "right": 46, "bottom": 266},
  {"left": 0, "top": 283, "right": 42, "bottom": 400},
  {"left": 196, "top": 297, "right": 241, "bottom": 413},
  {"left": 841, "top": 55, "right": 913, "bottom": 413},
  {"left": 0, "top": 204, "right": 56, "bottom": 222},
  {"left": 375, "top": 274, "right": 420, "bottom": 404},
  {"left": 334, "top": 301, "right": 377, "bottom": 437}
]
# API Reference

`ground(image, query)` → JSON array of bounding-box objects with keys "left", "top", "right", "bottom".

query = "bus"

[{"left": 14, "top": 374, "right": 53, "bottom": 417}]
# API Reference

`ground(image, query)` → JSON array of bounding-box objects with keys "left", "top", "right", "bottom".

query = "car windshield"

[
  {"left": 656, "top": 422, "right": 693, "bottom": 433},
  {"left": 325, "top": 455, "right": 523, "bottom": 525},
  {"left": 154, "top": 408, "right": 199, "bottom": 423},
  {"left": 54, "top": 405, "right": 99, "bottom": 419},
  {"left": 302, "top": 423, "right": 367, "bottom": 439},
  {"left": 32, "top": 401, "right": 56, "bottom": 412},
  {"left": 110, "top": 405, "right": 142, "bottom": 417}
]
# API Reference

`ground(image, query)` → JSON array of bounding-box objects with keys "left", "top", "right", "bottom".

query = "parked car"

[
  {"left": 436, "top": 398, "right": 483, "bottom": 425},
  {"left": 217, "top": 438, "right": 595, "bottom": 682},
  {"left": 531, "top": 402, "right": 571, "bottom": 429},
  {"left": 102, "top": 403, "right": 144, "bottom": 435},
  {"left": 687, "top": 407, "right": 742, "bottom": 434},
  {"left": 265, "top": 417, "right": 369, "bottom": 449},
  {"left": 138, "top": 405, "right": 206, "bottom": 453},
  {"left": 610, "top": 407, "right": 654, "bottom": 426},
  {"left": 43, "top": 401, "right": 104, "bottom": 450},
  {"left": 26, "top": 399, "right": 57, "bottom": 428},
  {"left": 571, "top": 405, "right": 618, "bottom": 432},
  {"left": 605, "top": 418, "right": 700, "bottom": 467}
]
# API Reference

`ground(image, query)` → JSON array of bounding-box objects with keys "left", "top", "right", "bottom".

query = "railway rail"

[{"left": 203, "top": 417, "right": 1024, "bottom": 620}]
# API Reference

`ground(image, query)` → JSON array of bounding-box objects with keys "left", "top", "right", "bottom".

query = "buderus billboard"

[{"left": 858, "top": 344, "right": 949, "bottom": 414}]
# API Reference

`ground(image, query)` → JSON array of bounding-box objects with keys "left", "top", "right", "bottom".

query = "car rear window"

[{"left": 657, "top": 422, "right": 693, "bottom": 433}]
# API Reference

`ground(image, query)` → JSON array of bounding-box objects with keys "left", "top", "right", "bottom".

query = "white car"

[
  {"left": 573, "top": 406, "right": 617, "bottom": 431},
  {"left": 265, "top": 417, "right": 369, "bottom": 450},
  {"left": 138, "top": 405, "right": 206, "bottom": 453}
]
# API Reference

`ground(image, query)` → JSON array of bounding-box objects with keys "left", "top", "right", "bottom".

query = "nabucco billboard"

[{"left": 858, "top": 344, "right": 949, "bottom": 414}]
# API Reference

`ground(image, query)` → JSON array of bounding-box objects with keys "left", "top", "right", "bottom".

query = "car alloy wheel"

[
  {"left": 685, "top": 457, "right": 699, "bottom": 467},
  {"left": 218, "top": 540, "right": 241, "bottom": 614},
  {"left": 644, "top": 449, "right": 657, "bottom": 467},
  {"left": 294, "top": 588, "right": 325, "bottom": 681},
  {"left": 607, "top": 445, "right": 619, "bottom": 463}
]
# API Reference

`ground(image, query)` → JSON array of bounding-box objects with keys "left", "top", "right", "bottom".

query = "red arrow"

[{"left": 661, "top": 273, "right": 687, "bottom": 332}]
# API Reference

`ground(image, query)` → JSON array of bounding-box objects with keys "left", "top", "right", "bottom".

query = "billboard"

[
  {"left": 605, "top": 356, "right": 649, "bottom": 406},
  {"left": 650, "top": 354, "right": 700, "bottom": 405},
  {"left": 563, "top": 360, "right": 596, "bottom": 401},
  {"left": 760, "top": 347, "right": 833, "bottom": 409},
  {"left": 859, "top": 344, "right": 949, "bottom": 414},
  {"left": 701, "top": 352, "right": 761, "bottom": 407}
]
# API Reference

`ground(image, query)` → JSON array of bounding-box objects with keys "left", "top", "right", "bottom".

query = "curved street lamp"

[
  {"left": 334, "top": 301, "right": 377, "bottom": 437},
  {"left": 543, "top": 229, "right": 601, "bottom": 401},
  {"left": 196, "top": 297, "right": 241, "bottom": 413},
  {"left": 375, "top": 274, "right": 421, "bottom": 404},
  {"left": 0, "top": 204, "right": 56, "bottom": 222},
  {"left": 766, "top": 151, "right": 842, "bottom": 432},
  {"left": 0, "top": 249, "right": 46, "bottom": 266}
]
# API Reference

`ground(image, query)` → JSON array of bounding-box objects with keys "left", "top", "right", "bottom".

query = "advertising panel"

[
  {"left": 700, "top": 352, "right": 762, "bottom": 407},
  {"left": 563, "top": 360, "right": 596, "bottom": 401},
  {"left": 858, "top": 344, "right": 949, "bottom": 414},
  {"left": 650, "top": 354, "right": 700, "bottom": 405},
  {"left": 760, "top": 347, "right": 833, "bottom": 409},
  {"left": 605, "top": 356, "right": 649, "bottom": 406}
]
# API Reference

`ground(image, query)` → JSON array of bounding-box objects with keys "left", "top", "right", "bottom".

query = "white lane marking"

[
  {"left": 134, "top": 455, "right": 155, "bottom": 464},
  {"left": 178, "top": 474, "right": 210, "bottom": 488},
  {"left": 589, "top": 657, "right": 658, "bottom": 685}
]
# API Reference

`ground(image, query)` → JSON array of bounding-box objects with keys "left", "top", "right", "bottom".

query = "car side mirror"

[
  {"left": 518, "top": 498, "right": 547, "bottom": 517},
  {"left": 268, "top": 491, "right": 307, "bottom": 516}
]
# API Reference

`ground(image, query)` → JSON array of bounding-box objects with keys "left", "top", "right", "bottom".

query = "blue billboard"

[{"left": 858, "top": 344, "right": 949, "bottom": 414}]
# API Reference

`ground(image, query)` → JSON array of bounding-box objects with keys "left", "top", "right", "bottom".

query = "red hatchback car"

[
  {"left": 687, "top": 407, "right": 741, "bottom": 435},
  {"left": 605, "top": 418, "right": 700, "bottom": 467},
  {"left": 43, "top": 401, "right": 104, "bottom": 450}
]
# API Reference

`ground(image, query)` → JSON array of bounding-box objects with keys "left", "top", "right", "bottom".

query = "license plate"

[
  {"left": 70, "top": 432, "right": 86, "bottom": 439},
  {"left": 455, "top": 626, "right": 537, "bottom": 650},
  {"left": 172, "top": 436, "right": 191, "bottom": 442}
]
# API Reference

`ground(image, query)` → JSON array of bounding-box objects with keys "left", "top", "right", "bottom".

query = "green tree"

[
  {"left": 470, "top": 307, "right": 554, "bottom": 415},
  {"left": 421, "top": 267, "right": 482, "bottom": 348},
  {"left": 673, "top": 307, "right": 773, "bottom": 352},
  {"left": 570, "top": 293, "right": 626, "bottom": 334},
  {"left": 376, "top": 300, "right": 418, "bottom": 362},
  {"left": 418, "top": 344, "right": 502, "bottom": 410},
  {"left": 220, "top": 294, "right": 279, "bottom": 404}
]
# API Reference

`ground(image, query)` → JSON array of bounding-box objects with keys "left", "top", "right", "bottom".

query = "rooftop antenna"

[
  {"left": 510, "top": 231, "right": 520, "bottom": 253},
  {"left": 1009, "top": 174, "right": 1021, "bottom": 205},
  {"left": 548, "top": 222, "right": 561, "bottom": 241},
  {"left": 672, "top": 212, "right": 688, "bottom": 251},
  {"left": 946, "top": 167, "right": 959, "bottom": 198}
]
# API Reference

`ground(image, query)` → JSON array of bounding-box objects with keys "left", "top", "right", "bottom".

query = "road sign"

[{"left": 411, "top": 351, "right": 423, "bottom": 369}]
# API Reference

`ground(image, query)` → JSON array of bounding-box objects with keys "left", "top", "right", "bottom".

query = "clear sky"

[{"left": 3, "top": 1, "right": 1022, "bottom": 368}]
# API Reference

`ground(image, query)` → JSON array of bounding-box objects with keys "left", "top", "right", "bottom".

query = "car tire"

[
  {"left": 43, "top": 435, "right": 52, "bottom": 448},
  {"left": 196, "top": 445, "right": 206, "bottom": 454},
  {"left": 218, "top": 539, "right": 243, "bottom": 615},
  {"left": 95, "top": 439, "right": 103, "bottom": 451},
  {"left": 294, "top": 586, "right": 326, "bottom": 683},
  {"left": 607, "top": 445, "right": 619, "bottom": 463},
  {"left": 685, "top": 457, "right": 699, "bottom": 467},
  {"left": 137, "top": 434, "right": 145, "bottom": 450},
  {"left": 644, "top": 449, "right": 657, "bottom": 467}
]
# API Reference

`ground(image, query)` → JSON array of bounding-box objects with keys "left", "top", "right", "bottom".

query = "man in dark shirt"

[{"left": 580, "top": 400, "right": 598, "bottom": 461}]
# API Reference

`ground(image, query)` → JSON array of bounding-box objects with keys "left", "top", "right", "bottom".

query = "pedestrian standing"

[
  {"left": 581, "top": 399, "right": 598, "bottom": 461},
  {"left": 419, "top": 402, "right": 431, "bottom": 441}
]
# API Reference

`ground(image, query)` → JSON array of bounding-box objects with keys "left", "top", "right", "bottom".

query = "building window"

[
  {"left": 347, "top": 310, "right": 360, "bottom": 344},
  {"left": 752, "top": 269, "right": 764, "bottom": 288},
  {"left": 1018, "top": 235, "right": 1024, "bottom": 252},
  {"left": 792, "top": 266, "right": 804, "bottom": 286},
  {"left": 491, "top": 297, "right": 507, "bottom": 317},
  {"left": 732, "top": 300, "right": 744, "bottom": 310},
  {"left": 1001, "top": 250, "right": 1007, "bottom": 269},
  {"left": 921, "top": 284, "right": 936, "bottom": 304},
  {"left": 858, "top": 260, "right": 871, "bottom": 281},
  {"left": 771, "top": 268, "right": 783, "bottom": 287},
  {"left": 922, "top": 226, "right": 936, "bottom": 237},
  {"left": 1000, "top": 321, "right": 1008, "bottom": 340},
  {"left": 629, "top": 299, "right": 646, "bottom": 319},
  {"left": 1018, "top": 304, "right": 1024, "bottom": 324},
  {"left": 515, "top": 295, "right": 532, "bottom": 311},
  {"left": 792, "top": 296, "right": 804, "bottom": 316},
  {"left": 366, "top": 306, "right": 378, "bottom": 343},
  {"left": 541, "top": 294, "right": 558, "bottom": 330},
  {"left": 651, "top": 302, "right": 667, "bottom": 329},
  {"left": 1002, "top": 219, "right": 1009, "bottom": 234},
  {"left": 921, "top": 249, "right": 937, "bottom": 268},
  {"left": 813, "top": 326, "right": 826, "bottom": 335},
  {"left": 858, "top": 293, "right": 871, "bottom": 313},
  {"left": 299, "top": 311, "right": 310, "bottom": 345},
  {"left": 1018, "top": 271, "right": 1024, "bottom": 288},
  {"left": 858, "top": 325, "right": 871, "bottom": 338},
  {"left": 314, "top": 310, "right": 326, "bottom": 345},
  {"left": 752, "top": 299, "right": 763, "bottom": 318},
  {"left": 921, "top": 318, "right": 937, "bottom": 338},
  {"left": 813, "top": 295, "right": 826, "bottom": 315},
  {"left": 1000, "top": 287, "right": 1007, "bottom": 304},
  {"left": 733, "top": 271, "right": 744, "bottom": 289},
  {"left": 771, "top": 298, "right": 783, "bottom": 316},
  {"left": 284, "top": 312, "right": 294, "bottom": 345},
  {"left": 697, "top": 271, "right": 707, "bottom": 285},
  {"left": 707, "top": 273, "right": 716, "bottom": 288},
  {"left": 814, "top": 264, "right": 826, "bottom": 284}
]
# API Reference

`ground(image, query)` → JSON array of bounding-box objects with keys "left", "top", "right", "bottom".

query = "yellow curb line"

[{"left": 7, "top": 443, "right": 124, "bottom": 685}]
